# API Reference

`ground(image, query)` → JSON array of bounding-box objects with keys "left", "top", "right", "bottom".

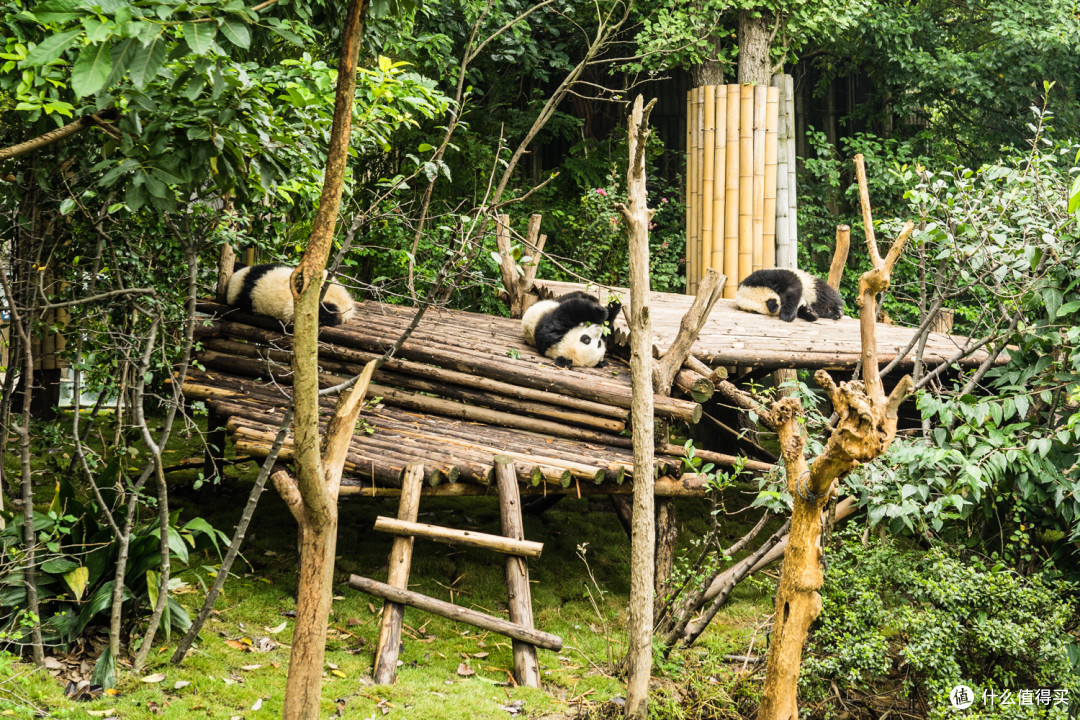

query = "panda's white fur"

[
  {"left": 226, "top": 264, "right": 356, "bottom": 326},
  {"left": 521, "top": 292, "right": 621, "bottom": 368},
  {"left": 735, "top": 268, "right": 844, "bottom": 322}
]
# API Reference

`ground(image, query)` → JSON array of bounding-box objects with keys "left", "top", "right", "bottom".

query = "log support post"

[
  {"left": 495, "top": 456, "right": 541, "bottom": 687},
  {"left": 373, "top": 463, "right": 424, "bottom": 685},
  {"left": 496, "top": 213, "right": 548, "bottom": 318}
]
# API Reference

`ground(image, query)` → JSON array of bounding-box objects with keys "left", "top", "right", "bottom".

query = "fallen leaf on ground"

[
  {"left": 456, "top": 663, "right": 475, "bottom": 677},
  {"left": 173, "top": 680, "right": 191, "bottom": 690},
  {"left": 141, "top": 673, "right": 165, "bottom": 684}
]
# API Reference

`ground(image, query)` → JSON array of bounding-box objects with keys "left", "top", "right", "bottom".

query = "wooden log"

[
  {"left": 711, "top": 85, "right": 727, "bottom": 275},
  {"left": 658, "top": 443, "right": 774, "bottom": 474},
  {"left": 340, "top": 472, "right": 713, "bottom": 498},
  {"left": 828, "top": 224, "right": 850, "bottom": 290},
  {"left": 752, "top": 85, "right": 767, "bottom": 272},
  {"left": 724, "top": 85, "right": 741, "bottom": 298},
  {"left": 373, "top": 516, "right": 544, "bottom": 558},
  {"left": 494, "top": 456, "right": 541, "bottom": 687},
  {"left": 202, "top": 320, "right": 629, "bottom": 420},
  {"left": 373, "top": 464, "right": 424, "bottom": 685},
  {"left": 701, "top": 85, "right": 716, "bottom": 283},
  {"left": 763, "top": 86, "right": 779, "bottom": 269},
  {"left": 673, "top": 368, "right": 714, "bottom": 403},
  {"left": 216, "top": 242, "right": 235, "bottom": 303},
  {"left": 654, "top": 267, "right": 725, "bottom": 395},
  {"left": 348, "top": 575, "right": 564, "bottom": 652}
]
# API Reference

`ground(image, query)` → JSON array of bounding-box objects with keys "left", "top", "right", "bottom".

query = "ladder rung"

[{"left": 373, "top": 516, "right": 543, "bottom": 558}]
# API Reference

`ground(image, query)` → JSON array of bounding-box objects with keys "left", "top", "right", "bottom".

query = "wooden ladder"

[{"left": 349, "top": 455, "right": 561, "bottom": 687}]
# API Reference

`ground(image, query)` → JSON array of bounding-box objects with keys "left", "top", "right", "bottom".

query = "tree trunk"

[
  {"left": 617, "top": 94, "right": 658, "bottom": 720},
  {"left": 737, "top": 11, "right": 772, "bottom": 86},
  {"left": 756, "top": 156, "right": 915, "bottom": 720},
  {"left": 282, "top": 0, "right": 370, "bottom": 716}
]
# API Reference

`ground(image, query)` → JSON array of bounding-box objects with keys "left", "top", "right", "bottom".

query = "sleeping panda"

[
  {"left": 735, "top": 268, "right": 844, "bottom": 322},
  {"left": 226, "top": 263, "right": 356, "bottom": 326},
  {"left": 521, "top": 291, "right": 622, "bottom": 368}
]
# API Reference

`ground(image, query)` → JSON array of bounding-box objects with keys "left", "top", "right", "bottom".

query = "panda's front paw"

[
  {"left": 595, "top": 358, "right": 608, "bottom": 368},
  {"left": 554, "top": 356, "right": 573, "bottom": 368}
]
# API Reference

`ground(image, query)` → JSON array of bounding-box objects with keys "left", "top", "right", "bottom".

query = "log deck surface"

[
  {"left": 537, "top": 280, "right": 997, "bottom": 371},
  {"left": 186, "top": 301, "right": 695, "bottom": 497}
]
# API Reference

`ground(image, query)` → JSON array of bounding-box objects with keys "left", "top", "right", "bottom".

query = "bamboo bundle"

[
  {"left": 686, "top": 87, "right": 700, "bottom": 294},
  {"left": 710, "top": 86, "right": 727, "bottom": 276},
  {"left": 752, "top": 85, "right": 767, "bottom": 272},
  {"left": 738, "top": 84, "right": 754, "bottom": 283},
  {"left": 701, "top": 87, "right": 715, "bottom": 280},
  {"left": 763, "top": 85, "right": 780, "bottom": 269},
  {"left": 724, "top": 84, "right": 741, "bottom": 298}
]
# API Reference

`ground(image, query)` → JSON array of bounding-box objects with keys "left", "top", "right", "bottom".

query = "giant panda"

[
  {"left": 735, "top": 268, "right": 844, "bottom": 322},
  {"left": 521, "top": 291, "right": 622, "bottom": 368},
  {"left": 226, "top": 263, "right": 356, "bottom": 326}
]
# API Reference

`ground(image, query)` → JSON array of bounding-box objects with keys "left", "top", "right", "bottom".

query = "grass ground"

[{"left": 1, "top": 414, "right": 778, "bottom": 719}]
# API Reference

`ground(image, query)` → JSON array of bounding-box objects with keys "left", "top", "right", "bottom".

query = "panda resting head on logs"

[
  {"left": 735, "top": 268, "right": 844, "bottom": 322},
  {"left": 521, "top": 291, "right": 622, "bottom": 368},
  {"left": 226, "top": 263, "right": 356, "bottom": 326}
]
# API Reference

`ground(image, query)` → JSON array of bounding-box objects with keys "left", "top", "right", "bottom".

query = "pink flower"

[
  {"left": 661, "top": 197, "right": 668, "bottom": 204},
  {"left": 596, "top": 188, "right": 607, "bottom": 196}
]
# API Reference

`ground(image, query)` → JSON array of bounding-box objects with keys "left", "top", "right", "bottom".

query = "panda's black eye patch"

[{"left": 580, "top": 334, "right": 592, "bottom": 345}]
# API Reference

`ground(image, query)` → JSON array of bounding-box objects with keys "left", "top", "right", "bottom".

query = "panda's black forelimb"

[{"left": 534, "top": 296, "right": 610, "bottom": 355}]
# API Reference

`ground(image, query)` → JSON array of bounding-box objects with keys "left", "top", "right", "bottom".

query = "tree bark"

[
  {"left": 737, "top": 11, "right": 772, "bottom": 86},
  {"left": 282, "top": 0, "right": 370, "bottom": 716},
  {"left": 756, "top": 156, "right": 915, "bottom": 720},
  {"left": 616, "top": 94, "right": 658, "bottom": 720}
]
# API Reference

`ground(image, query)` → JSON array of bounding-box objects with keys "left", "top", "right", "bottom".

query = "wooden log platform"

[
  {"left": 184, "top": 301, "right": 710, "bottom": 497},
  {"left": 537, "top": 280, "right": 1000, "bottom": 371}
]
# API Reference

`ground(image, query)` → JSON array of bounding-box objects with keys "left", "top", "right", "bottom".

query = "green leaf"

[
  {"left": 41, "top": 556, "right": 80, "bottom": 574},
  {"left": 128, "top": 32, "right": 166, "bottom": 90},
  {"left": 71, "top": 42, "right": 113, "bottom": 97},
  {"left": 183, "top": 21, "right": 217, "bottom": 55},
  {"left": 146, "top": 569, "right": 159, "bottom": 609},
  {"left": 219, "top": 18, "right": 250, "bottom": 49},
  {"left": 92, "top": 646, "right": 116, "bottom": 690},
  {"left": 1070, "top": 174, "right": 1080, "bottom": 214},
  {"left": 23, "top": 28, "right": 83, "bottom": 66}
]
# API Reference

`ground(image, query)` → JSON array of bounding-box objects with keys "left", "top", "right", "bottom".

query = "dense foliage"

[{"left": 803, "top": 535, "right": 1080, "bottom": 719}]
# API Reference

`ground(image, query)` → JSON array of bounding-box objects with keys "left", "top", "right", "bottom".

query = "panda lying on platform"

[
  {"left": 735, "top": 268, "right": 844, "bottom": 322},
  {"left": 226, "top": 263, "right": 356, "bottom": 326},
  {"left": 521, "top": 292, "right": 622, "bottom": 368}
]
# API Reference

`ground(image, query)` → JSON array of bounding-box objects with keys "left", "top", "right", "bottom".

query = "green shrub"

[{"left": 802, "top": 534, "right": 1080, "bottom": 719}]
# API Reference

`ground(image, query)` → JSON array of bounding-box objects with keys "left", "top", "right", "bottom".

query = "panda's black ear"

[{"left": 766, "top": 298, "right": 779, "bottom": 315}]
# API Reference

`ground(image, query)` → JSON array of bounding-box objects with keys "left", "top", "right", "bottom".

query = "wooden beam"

[
  {"left": 348, "top": 575, "right": 563, "bottom": 651},
  {"left": 372, "top": 516, "right": 544, "bottom": 558}
]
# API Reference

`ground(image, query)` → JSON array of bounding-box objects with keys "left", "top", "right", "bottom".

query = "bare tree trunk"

[
  {"left": 737, "top": 11, "right": 772, "bottom": 86},
  {"left": 0, "top": 261, "right": 44, "bottom": 665},
  {"left": 756, "top": 156, "right": 914, "bottom": 720},
  {"left": 616, "top": 94, "right": 658, "bottom": 720},
  {"left": 282, "top": 1, "right": 370, "bottom": 716}
]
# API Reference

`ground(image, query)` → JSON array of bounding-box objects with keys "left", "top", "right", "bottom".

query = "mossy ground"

[{"left": 1, "top": 414, "right": 777, "bottom": 719}]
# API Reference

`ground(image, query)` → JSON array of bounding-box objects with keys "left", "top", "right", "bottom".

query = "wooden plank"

[
  {"left": 373, "top": 516, "right": 544, "bottom": 558},
  {"left": 348, "top": 575, "right": 564, "bottom": 651},
  {"left": 373, "top": 463, "right": 424, "bottom": 685},
  {"left": 494, "top": 456, "right": 541, "bottom": 687}
]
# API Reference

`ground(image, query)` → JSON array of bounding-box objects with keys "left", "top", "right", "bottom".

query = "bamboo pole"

[
  {"left": 373, "top": 463, "right": 423, "bottom": 685},
  {"left": 771, "top": 75, "right": 792, "bottom": 269},
  {"left": 711, "top": 86, "right": 727, "bottom": 275},
  {"left": 701, "top": 86, "right": 715, "bottom": 282},
  {"left": 372, "top": 516, "right": 544, "bottom": 558},
  {"left": 687, "top": 87, "right": 700, "bottom": 294},
  {"left": 724, "top": 85, "right": 741, "bottom": 297},
  {"left": 738, "top": 84, "right": 754, "bottom": 284},
  {"left": 763, "top": 85, "right": 780, "bottom": 269},
  {"left": 685, "top": 89, "right": 694, "bottom": 293},
  {"left": 348, "top": 575, "right": 563, "bottom": 651},
  {"left": 494, "top": 456, "right": 541, "bottom": 687},
  {"left": 784, "top": 74, "right": 797, "bottom": 265},
  {"left": 752, "top": 85, "right": 767, "bottom": 272}
]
